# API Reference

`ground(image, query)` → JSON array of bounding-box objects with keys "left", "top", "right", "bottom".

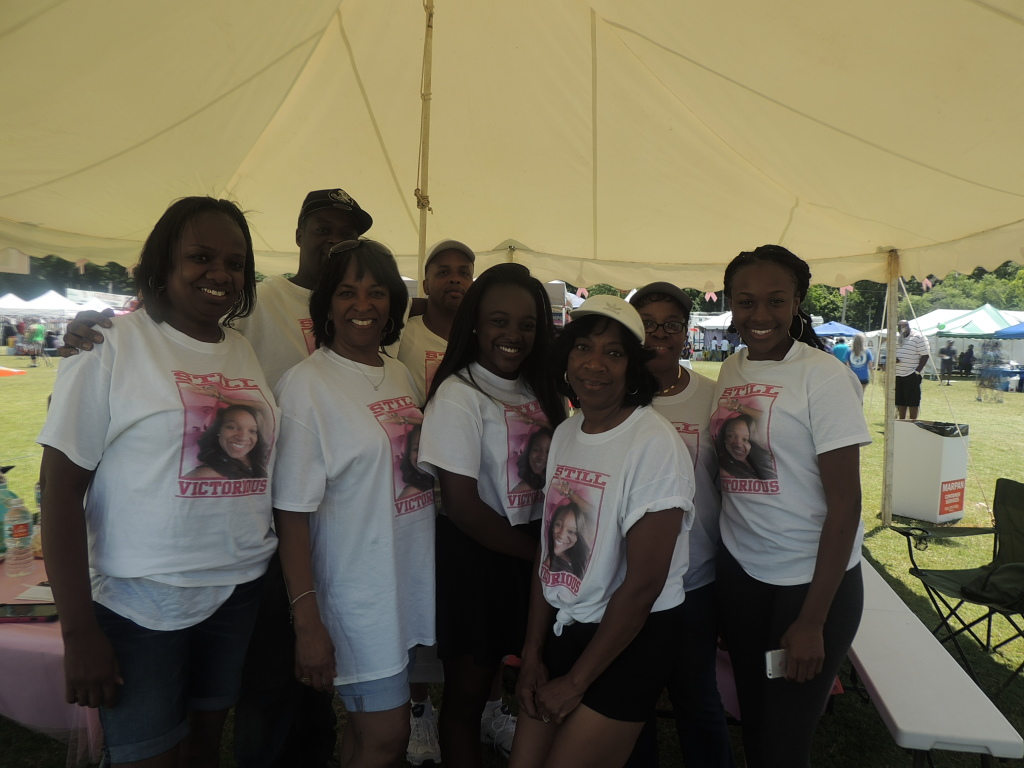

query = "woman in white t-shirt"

[
  {"left": 712, "top": 245, "right": 870, "bottom": 768},
  {"left": 419, "top": 263, "right": 566, "bottom": 767},
  {"left": 272, "top": 240, "right": 436, "bottom": 768},
  {"left": 626, "top": 282, "right": 736, "bottom": 767},
  {"left": 510, "top": 296, "right": 694, "bottom": 768},
  {"left": 39, "top": 197, "right": 278, "bottom": 768}
]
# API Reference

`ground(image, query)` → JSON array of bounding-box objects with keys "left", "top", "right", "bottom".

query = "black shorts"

[
  {"left": 542, "top": 601, "right": 686, "bottom": 722},
  {"left": 895, "top": 373, "right": 922, "bottom": 407},
  {"left": 434, "top": 514, "right": 538, "bottom": 666}
]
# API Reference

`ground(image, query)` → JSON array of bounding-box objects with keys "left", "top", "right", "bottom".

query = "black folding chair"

[{"left": 892, "top": 478, "right": 1024, "bottom": 700}]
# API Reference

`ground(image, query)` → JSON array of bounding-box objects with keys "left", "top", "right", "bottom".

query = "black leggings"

[{"left": 716, "top": 548, "right": 863, "bottom": 768}]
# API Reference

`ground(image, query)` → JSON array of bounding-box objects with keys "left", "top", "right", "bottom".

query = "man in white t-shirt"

[
  {"left": 895, "top": 319, "right": 930, "bottom": 419},
  {"left": 398, "top": 239, "right": 475, "bottom": 401}
]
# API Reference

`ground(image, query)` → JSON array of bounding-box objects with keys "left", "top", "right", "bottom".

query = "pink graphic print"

[
  {"left": 369, "top": 395, "right": 433, "bottom": 516},
  {"left": 174, "top": 371, "right": 275, "bottom": 499},
  {"left": 504, "top": 401, "right": 552, "bottom": 511},
  {"left": 670, "top": 421, "right": 701, "bottom": 468},
  {"left": 424, "top": 349, "right": 443, "bottom": 397},
  {"left": 540, "top": 465, "right": 606, "bottom": 595},
  {"left": 710, "top": 383, "right": 781, "bottom": 495},
  {"left": 299, "top": 318, "right": 317, "bottom": 356}
]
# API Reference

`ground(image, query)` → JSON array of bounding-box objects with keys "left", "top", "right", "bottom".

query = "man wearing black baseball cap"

[{"left": 234, "top": 188, "right": 373, "bottom": 388}]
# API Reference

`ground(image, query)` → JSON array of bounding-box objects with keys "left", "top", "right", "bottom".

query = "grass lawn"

[{"left": 1, "top": 354, "right": 1022, "bottom": 766}]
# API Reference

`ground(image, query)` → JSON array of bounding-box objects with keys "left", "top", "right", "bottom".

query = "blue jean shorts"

[
  {"left": 94, "top": 576, "right": 264, "bottom": 764},
  {"left": 335, "top": 647, "right": 416, "bottom": 713}
]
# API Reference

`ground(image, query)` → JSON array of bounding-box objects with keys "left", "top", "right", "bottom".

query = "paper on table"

[{"left": 16, "top": 585, "right": 53, "bottom": 601}]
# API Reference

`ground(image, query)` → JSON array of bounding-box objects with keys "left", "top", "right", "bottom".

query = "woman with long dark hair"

[{"left": 418, "top": 263, "right": 566, "bottom": 766}]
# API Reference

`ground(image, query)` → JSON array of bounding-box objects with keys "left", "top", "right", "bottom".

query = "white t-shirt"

[
  {"left": 397, "top": 315, "right": 447, "bottom": 402},
  {"left": 895, "top": 329, "right": 930, "bottom": 378},
  {"left": 38, "top": 310, "right": 278, "bottom": 628},
  {"left": 419, "top": 363, "right": 554, "bottom": 526},
  {"left": 272, "top": 347, "right": 436, "bottom": 685},
  {"left": 234, "top": 275, "right": 315, "bottom": 388},
  {"left": 711, "top": 342, "right": 871, "bottom": 585},
  {"left": 539, "top": 406, "right": 694, "bottom": 633},
  {"left": 651, "top": 370, "right": 721, "bottom": 591}
]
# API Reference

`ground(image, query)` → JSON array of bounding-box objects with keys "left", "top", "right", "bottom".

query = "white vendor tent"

[
  {"left": 1, "top": 1, "right": 1023, "bottom": 291},
  {"left": 22, "top": 290, "right": 81, "bottom": 313},
  {"left": 0, "top": 294, "right": 28, "bottom": 312}
]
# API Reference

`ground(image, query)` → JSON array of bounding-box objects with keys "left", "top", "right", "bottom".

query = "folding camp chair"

[{"left": 893, "top": 477, "right": 1024, "bottom": 700}]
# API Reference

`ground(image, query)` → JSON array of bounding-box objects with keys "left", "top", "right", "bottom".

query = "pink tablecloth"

[{"left": 0, "top": 564, "right": 102, "bottom": 766}]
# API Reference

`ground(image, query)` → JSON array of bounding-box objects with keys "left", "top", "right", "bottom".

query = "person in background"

[
  {"left": 395, "top": 238, "right": 480, "bottom": 766},
  {"left": 845, "top": 333, "right": 874, "bottom": 392},
  {"left": 510, "top": 295, "right": 694, "bottom": 768},
  {"left": 712, "top": 245, "right": 869, "bottom": 768},
  {"left": 959, "top": 344, "right": 975, "bottom": 377},
  {"left": 831, "top": 336, "right": 850, "bottom": 364},
  {"left": 39, "top": 196, "right": 278, "bottom": 768},
  {"left": 895, "top": 319, "right": 930, "bottom": 419},
  {"left": 939, "top": 340, "right": 957, "bottom": 386},
  {"left": 625, "top": 282, "right": 736, "bottom": 768}
]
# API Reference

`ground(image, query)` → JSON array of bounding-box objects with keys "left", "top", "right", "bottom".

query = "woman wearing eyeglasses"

[
  {"left": 272, "top": 240, "right": 436, "bottom": 768},
  {"left": 625, "top": 283, "right": 736, "bottom": 767}
]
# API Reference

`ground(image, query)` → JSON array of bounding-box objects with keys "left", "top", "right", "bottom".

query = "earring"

[
  {"left": 148, "top": 276, "right": 165, "bottom": 292},
  {"left": 727, "top": 324, "right": 736, "bottom": 334},
  {"left": 627, "top": 385, "right": 638, "bottom": 395},
  {"left": 563, "top": 372, "right": 569, "bottom": 383},
  {"left": 325, "top": 317, "right": 335, "bottom": 336},
  {"left": 789, "top": 313, "right": 806, "bottom": 340},
  {"left": 383, "top": 317, "right": 395, "bottom": 335}
]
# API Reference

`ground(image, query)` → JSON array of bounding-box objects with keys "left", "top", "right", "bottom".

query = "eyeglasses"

[{"left": 642, "top": 320, "right": 685, "bottom": 335}]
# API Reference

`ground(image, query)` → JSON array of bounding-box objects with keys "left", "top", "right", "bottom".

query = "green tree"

[{"left": 585, "top": 283, "right": 622, "bottom": 298}]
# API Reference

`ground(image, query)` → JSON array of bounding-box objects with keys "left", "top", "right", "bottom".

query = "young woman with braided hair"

[{"left": 711, "top": 245, "right": 870, "bottom": 768}]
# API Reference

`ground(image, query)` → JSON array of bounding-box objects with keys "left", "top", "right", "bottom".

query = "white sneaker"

[
  {"left": 480, "top": 701, "right": 516, "bottom": 759},
  {"left": 408, "top": 701, "right": 441, "bottom": 766}
]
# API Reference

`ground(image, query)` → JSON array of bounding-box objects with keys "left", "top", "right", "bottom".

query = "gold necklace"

[{"left": 660, "top": 365, "right": 682, "bottom": 395}]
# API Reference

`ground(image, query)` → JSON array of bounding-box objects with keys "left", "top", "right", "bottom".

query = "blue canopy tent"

[
  {"left": 995, "top": 322, "right": 1024, "bottom": 340},
  {"left": 815, "top": 321, "right": 861, "bottom": 337}
]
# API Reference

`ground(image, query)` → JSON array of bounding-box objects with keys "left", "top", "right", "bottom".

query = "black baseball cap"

[
  {"left": 629, "top": 281, "right": 694, "bottom": 316},
  {"left": 297, "top": 189, "right": 373, "bottom": 234}
]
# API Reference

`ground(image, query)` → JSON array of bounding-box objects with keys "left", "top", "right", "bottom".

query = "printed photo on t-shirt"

[
  {"left": 424, "top": 349, "right": 443, "bottom": 397},
  {"left": 710, "top": 384, "right": 780, "bottom": 495},
  {"left": 540, "top": 466, "right": 604, "bottom": 595},
  {"left": 369, "top": 395, "right": 434, "bottom": 517},
  {"left": 174, "top": 371, "right": 276, "bottom": 498},
  {"left": 299, "top": 318, "right": 317, "bottom": 356},
  {"left": 504, "top": 402, "right": 552, "bottom": 511}
]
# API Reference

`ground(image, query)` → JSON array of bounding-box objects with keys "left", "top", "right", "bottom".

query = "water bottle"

[
  {"left": 0, "top": 472, "right": 19, "bottom": 558},
  {"left": 4, "top": 499, "right": 35, "bottom": 578}
]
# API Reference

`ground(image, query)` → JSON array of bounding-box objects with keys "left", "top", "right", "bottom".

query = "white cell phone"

[{"left": 765, "top": 649, "right": 788, "bottom": 679}]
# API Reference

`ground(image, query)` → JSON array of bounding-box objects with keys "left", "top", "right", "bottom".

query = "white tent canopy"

[
  {"left": 0, "top": 293, "right": 28, "bottom": 311},
  {"left": 22, "top": 290, "right": 81, "bottom": 312},
  {"left": 2, "top": 1, "right": 1024, "bottom": 289}
]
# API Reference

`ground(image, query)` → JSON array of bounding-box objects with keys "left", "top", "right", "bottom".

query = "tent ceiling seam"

[
  {"left": 603, "top": 19, "right": 1024, "bottom": 200},
  {"left": 0, "top": 30, "right": 326, "bottom": 204},
  {"left": 334, "top": 11, "right": 418, "bottom": 236}
]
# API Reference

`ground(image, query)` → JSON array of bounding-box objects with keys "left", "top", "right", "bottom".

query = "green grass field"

[{"left": 1, "top": 355, "right": 1022, "bottom": 767}]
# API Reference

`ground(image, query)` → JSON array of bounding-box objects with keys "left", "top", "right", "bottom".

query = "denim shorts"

[
  {"left": 335, "top": 647, "right": 416, "bottom": 713},
  {"left": 94, "top": 576, "right": 264, "bottom": 764}
]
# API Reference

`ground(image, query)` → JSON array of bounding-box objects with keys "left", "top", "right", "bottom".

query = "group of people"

[{"left": 39, "top": 189, "right": 871, "bottom": 768}]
